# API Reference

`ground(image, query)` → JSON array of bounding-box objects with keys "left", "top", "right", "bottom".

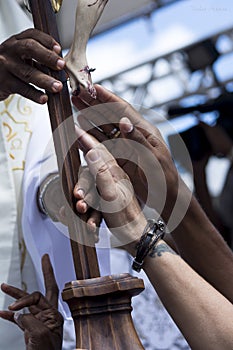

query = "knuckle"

[
  {"left": 102, "top": 191, "right": 116, "bottom": 202},
  {"left": 147, "top": 134, "right": 159, "bottom": 147},
  {"left": 31, "top": 291, "right": 42, "bottom": 303},
  {"left": 22, "top": 39, "right": 36, "bottom": 54},
  {"left": 97, "top": 163, "right": 109, "bottom": 176},
  {"left": 0, "top": 54, "right": 7, "bottom": 66},
  {"left": 18, "top": 28, "right": 34, "bottom": 37},
  {"left": 25, "top": 28, "right": 38, "bottom": 36},
  {"left": 21, "top": 66, "right": 35, "bottom": 81},
  {"left": 44, "top": 34, "right": 56, "bottom": 48},
  {"left": 45, "top": 50, "right": 57, "bottom": 65}
]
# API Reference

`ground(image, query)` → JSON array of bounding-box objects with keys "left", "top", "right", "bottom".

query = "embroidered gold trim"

[
  {"left": 51, "top": 0, "right": 63, "bottom": 13},
  {"left": 1, "top": 95, "right": 32, "bottom": 171}
]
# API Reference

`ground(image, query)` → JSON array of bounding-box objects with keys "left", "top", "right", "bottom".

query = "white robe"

[{"left": 0, "top": 94, "right": 40, "bottom": 349}]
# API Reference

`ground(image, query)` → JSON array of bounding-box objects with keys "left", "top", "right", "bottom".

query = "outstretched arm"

[
  {"left": 74, "top": 127, "right": 233, "bottom": 350},
  {"left": 72, "top": 85, "right": 233, "bottom": 303}
]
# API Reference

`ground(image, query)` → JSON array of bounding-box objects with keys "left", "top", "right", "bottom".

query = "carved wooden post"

[
  {"left": 62, "top": 274, "right": 144, "bottom": 349},
  {"left": 28, "top": 1, "right": 145, "bottom": 348}
]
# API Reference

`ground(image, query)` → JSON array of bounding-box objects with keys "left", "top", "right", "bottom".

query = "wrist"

[
  {"left": 37, "top": 173, "right": 60, "bottom": 220},
  {"left": 131, "top": 218, "right": 166, "bottom": 272},
  {"left": 143, "top": 239, "right": 178, "bottom": 273},
  {"left": 121, "top": 219, "right": 147, "bottom": 256}
]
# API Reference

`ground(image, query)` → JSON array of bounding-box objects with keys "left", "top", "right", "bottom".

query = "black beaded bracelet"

[{"left": 132, "top": 219, "right": 165, "bottom": 272}]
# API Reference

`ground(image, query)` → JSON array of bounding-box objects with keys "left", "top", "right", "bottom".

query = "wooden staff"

[
  {"left": 28, "top": 1, "right": 145, "bottom": 348},
  {"left": 28, "top": 0, "right": 100, "bottom": 279}
]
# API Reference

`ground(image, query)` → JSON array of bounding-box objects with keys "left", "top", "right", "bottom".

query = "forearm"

[
  {"left": 170, "top": 182, "right": 233, "bottom": 302},
  {"left": 142, "top": 241, "right": 233, "bottom": 350},
  {"left": 192, "top": 161, "right": 223, "bottom": 230}
]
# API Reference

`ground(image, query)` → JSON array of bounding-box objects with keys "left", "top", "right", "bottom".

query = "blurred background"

[{"left": 17, "top": 0, "right": 233, "bottom": 246}]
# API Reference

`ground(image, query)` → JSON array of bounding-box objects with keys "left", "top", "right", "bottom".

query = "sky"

[{"left": 87, "top": 0, "right": 233, "bottom": 81}]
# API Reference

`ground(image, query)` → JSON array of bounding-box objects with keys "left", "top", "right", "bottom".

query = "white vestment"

[{"left": 0, "top": 94, "right": 35, "bottom": 349}]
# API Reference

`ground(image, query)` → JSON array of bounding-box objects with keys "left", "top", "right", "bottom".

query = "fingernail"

[
  {"left": 53, "top": 44, "right": 61, "bottom": 54},
  {"left": 8, "top": 302, "right": 16, "bottom": 309},
  {"left": 88, "top": 222, "right": 97, "bottom": 233},
  {"left": 1, "top": 283, "right": 7, "bottom": 290},
  {"left": 86, "top": 149, "right": 100, "bottom": 162},
  {"left": 56, "top": 59, "right": 65, "bottom": 69},
  {"left": 121, "top": 117, "right": 133, "bottom": 133},
  {"left": 76, "top": 188, "right": 85, "bottom": 198},
  {"left": 81, "top": 201, "right": 87, "bottom": 213},
  {"left": 39, "top": 94, "right": 48, "bottom": 104},
  {"left": 52, "top": 81, "right": 62, "bottom": 92}
]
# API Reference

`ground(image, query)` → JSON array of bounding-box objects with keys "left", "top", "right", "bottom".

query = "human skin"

[
  {"left": 0, "top": 255, "right": 63, "bottom": 350},
  {"left": 0, "top": 28, "right": 65, "bottom": 103},
  {"left": 72, "top": 85, "right": 233, "bottom": 304},
  {"left": 74, "top": 127, "right": 233, "bottom": 350}
]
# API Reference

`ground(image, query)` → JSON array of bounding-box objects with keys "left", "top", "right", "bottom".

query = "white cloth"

[
  {"left": 0, "top": 94, "right": 40, "bottom": 349},
  {"left": 0, "top": 0, "right": 32, "bottom": 43}
]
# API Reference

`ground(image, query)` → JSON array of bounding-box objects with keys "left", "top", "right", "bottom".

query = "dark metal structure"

[{"left": 96, "top": 26, "right": 233, "bottom": 122}]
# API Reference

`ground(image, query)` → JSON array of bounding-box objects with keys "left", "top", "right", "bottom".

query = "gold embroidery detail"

[
  {"left": 1, "top": 95, "right": 32, "bottom": 170},
  {"left": 1, "top": 105, "right": 32, "bottom": 135},
  {"left": 17, "top": 96, "right": 32, "bottom": 116},
  {"left": 3, "top": 122, "right": 17, "bottom": 141},
  {"left": 11, "top": 138, "right": 23, "bottom": 150},
  {"left": 51, "top": 0, "right": 63, "bottom": 13},
  {"left": 12, "top": 160, "right": 25, "bottom": 171},
  {"left": 4, "top": 95, "right": 14, "bottom": 109}
]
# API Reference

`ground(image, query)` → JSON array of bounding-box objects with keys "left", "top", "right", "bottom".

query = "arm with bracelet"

[
  {"left": 73, "top": 85, "right": 233, "bottom": 305},
  {"left": 74, "top": 126, "right": 233, "bottom": 350}
]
